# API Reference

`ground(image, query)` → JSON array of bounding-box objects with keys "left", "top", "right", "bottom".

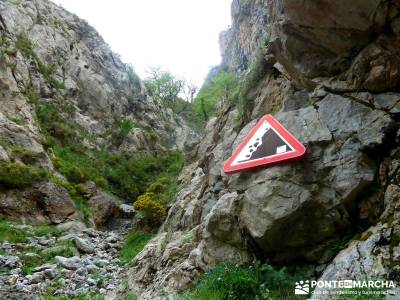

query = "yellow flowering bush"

[{"left": 133, "top": 192, "right": 166, "bottom": 228}]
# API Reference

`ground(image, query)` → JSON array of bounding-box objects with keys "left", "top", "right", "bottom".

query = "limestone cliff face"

[
  {"left": 220, "top": 0, "right": 268, "bottom": 73},
  {"left": 128, "top": 1, "right": 400, "bottom": 299},
  {"left": 0, "top": 0, "right": 191, "bottom": 225}
]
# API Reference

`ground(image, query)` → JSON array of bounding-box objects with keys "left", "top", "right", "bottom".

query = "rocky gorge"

[{"left": 1, "top": 0, "right": 400, "bottom": 299}]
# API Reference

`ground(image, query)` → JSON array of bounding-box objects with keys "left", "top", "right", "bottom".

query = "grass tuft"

[{"left": 120, "top": 229, "right": 153, "bottom": 264}]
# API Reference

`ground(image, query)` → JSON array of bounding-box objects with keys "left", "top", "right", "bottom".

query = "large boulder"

[
  {"left": 0, "top": 182, "right": 79, "bottom": 224},
  {"left": 87, "top": 190, "right": 118, "bottom": 227},
  {"left": 269, "top": 0, "right": 389, "bottom": 77}
]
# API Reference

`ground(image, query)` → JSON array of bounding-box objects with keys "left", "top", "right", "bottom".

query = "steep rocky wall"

[
  {"left": 0, "top": 0, "right": 191, "bottom": 225},
  {"left": 127, "top": 0, "right": 400, "bottom": 298}
]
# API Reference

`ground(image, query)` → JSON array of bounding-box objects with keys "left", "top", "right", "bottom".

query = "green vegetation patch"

[
  {"left": 52, "top": 145, "right": 183, "bottom": 202},
  {"left": 22, "top": 240, "right": 78, "bottom": 275},
  {"left": 192, "top": 71, "right": 239, "bottom": 128},
  {"left": 109, "top": 117, "right": 137, "bottom": 146},
  {"left": 0, "top": 219, "right": 76, "bottom": 274},
  {"left": 0, "top": 162, "right": 48, "bottom": 189},
  {"left": 9, "top": 145, "right": 40, "bottom": 164},
  {"left": 178, "top": 262, "right": 303, "bottom": 300},
  {"left": 120, "top": 229, "right": 153, "bottom": 264},
  {"left": 0, "top": 221, "right": 28, "bottom": 243}
]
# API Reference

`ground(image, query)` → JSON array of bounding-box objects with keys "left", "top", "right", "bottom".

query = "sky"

[{"left": 51, "top": 0, "right": 232, "bottom": 87}]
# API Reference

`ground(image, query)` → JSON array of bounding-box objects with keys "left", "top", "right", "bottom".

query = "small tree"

[{"left": 144, "top": 67, "right": 184, "bottom": 111}]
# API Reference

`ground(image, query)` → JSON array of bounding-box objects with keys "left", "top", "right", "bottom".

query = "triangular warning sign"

[{"left": 223, "top": 114, "right": 306, "bottom": 174}]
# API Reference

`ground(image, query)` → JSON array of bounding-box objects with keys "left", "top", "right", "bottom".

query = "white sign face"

[
  {"left": 232, "top": 120, "right": 294, "bottom": 166},
  {"left": 224, "top": 114, "right": 307, "bottom": 174}
]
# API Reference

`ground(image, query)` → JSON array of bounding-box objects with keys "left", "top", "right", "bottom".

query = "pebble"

[
  {"left": 10, "top": 268, "right": 21, "bottom": 275},
  {"left": 86, "top": 264, "right": 99, "bottom": 273},
  {"left": 43, "top": 268, "right": 56, "bottom": 279},
  {"left": 87, "top": 278, "right": 97, "bottom": 286},
  {"left": 33, "top": 263, "right": 57, "bottom": 273},
  {"left": 76, "top": 267, "right": 88, "bottom": 276},
  {"left": 55, "top": 256, "right": 82, "bottom": 270},
  {"left": 82, "top": 228, "right": 99, "bottom": 238},
  {"left": 105, "top": 234, "right": 118, "bottom": 243},
  {"left": 95, "top": 259, "right": 108, "bottom": 267},
  {"left": 5, "top": 275, "right": 18, "bottom": 285},
  {"left": 2, "top": 256, "right": 21, "bottom": 268},
  {"left": 74, "top": 237, "right": 95, "bottom": 254},
  {"left": 29, "top": 272, "right": 44, "bottom": 284},
  {"left": 58, "top": 233, "right": 76, "bottom": 241}
]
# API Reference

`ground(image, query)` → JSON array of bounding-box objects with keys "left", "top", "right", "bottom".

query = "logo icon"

[{"left": 295, "top": 280, "right": 310, "bottom": 295}]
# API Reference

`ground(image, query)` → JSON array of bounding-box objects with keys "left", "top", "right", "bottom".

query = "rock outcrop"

[
  {"left": 0, "top": 182, "right": 79, "bottom": 224},
  {"left": 127, "top": 0, "right": 400, "bottom": 298},
  {"left": 0, "top": 0, "right": 192, "bottom": 224}
]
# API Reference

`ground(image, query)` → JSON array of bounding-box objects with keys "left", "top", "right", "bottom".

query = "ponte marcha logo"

[
  {"left": 295, "top": 280, "right": 310, "bottom": 295},
  {"left": 294, "top": 279, "right": 396, "bottom": 296}
]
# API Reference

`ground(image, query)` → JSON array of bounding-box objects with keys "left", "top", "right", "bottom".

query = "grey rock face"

[
  {"left": 269, "top": 0, "right": 388, "bottom": 77},
  {"left": 0, "top": 182, "right": 79, "bottom": 224},
  {"left": 127, "top": 1, "right": 400, "bottom": 298},
  {"left": 314, "top": 149, "right": 400, "bottom": 296}
]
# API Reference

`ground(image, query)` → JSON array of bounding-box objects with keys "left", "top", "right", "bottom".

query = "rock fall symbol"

[{"left": 223, "top": 114, "right": 306, "bottom": 174}]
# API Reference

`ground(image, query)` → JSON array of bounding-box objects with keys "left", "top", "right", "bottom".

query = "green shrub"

[
  {"left": 10, "top": 145, "right": 40, "bottom": 164},
  {"left": 179, "top": 262, "right": 302, "bottom": 300},
  {"left": 147, "top": 179, "right": 168, "bottom": 194},
  {"left": 15, "top": 33, "right": 37, "bottom": 61},
  {"left": 63, "top": 165, "right": 86, "bottom": 183},
  {"left": 35, "top": 102, "right": 78, "bottom": 147},
  {"left": 48, "top": 77, "right": 64, "bottom": 90},
  {"left": 133, "top": 192, "right": 166, "bottom": 229},
  {"left": 74, "top": 183, "right": 87, "bottom": 195},
  {"left": 120, "top": 229, "right": 153, "bottom": 264},
  {"left": 110, "top": 117, "right": 136, "bottom": 146},
  {"left": 24, "top": 82, "right": 40, "bottom": 104},
  {"left": 71, "top": 194, "right": 92, "bottom": 222},
  {"left": 38, "top": 62, "right": 54, "bottom": 76},
  {"left": 11, "top": 117, "right": 27, "bottom": 126},
  {"left": 0, "top": 162, "right": 48, "bottom": 189}
]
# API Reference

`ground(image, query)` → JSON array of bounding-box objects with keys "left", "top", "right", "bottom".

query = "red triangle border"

[{"left": 223, "top": 114, "right": 306, "bottom": 174}]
